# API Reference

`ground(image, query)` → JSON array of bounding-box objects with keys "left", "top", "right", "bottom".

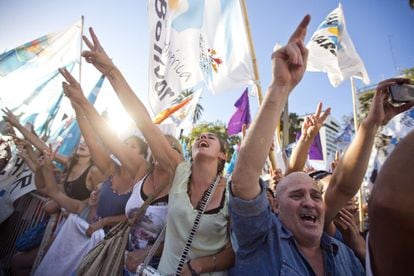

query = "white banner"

[
  {"left": 148, "top": 0, "right": 254, "bottom": 113},
  {"left": 0, "top": 144, "right": 36, "bottom": 223}
]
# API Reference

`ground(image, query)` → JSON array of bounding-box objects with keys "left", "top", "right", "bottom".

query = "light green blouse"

[{"left": 158, "top": 161, "right": 229, "bottom": 276}]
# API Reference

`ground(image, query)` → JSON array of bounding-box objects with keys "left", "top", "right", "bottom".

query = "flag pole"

[
  {"left": 351, "top": 76, "right": 365, "bottom": 232},
  {"left": 240, "top": 0, "right": 277, "bottom": 171},
  {"left": 79, "top": 15, "right": 84, "bottom": 86}
]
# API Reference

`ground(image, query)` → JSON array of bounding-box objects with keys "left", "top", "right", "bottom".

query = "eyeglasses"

[{"left": 309, "top": 170, "right": 332, "bottom": 181}]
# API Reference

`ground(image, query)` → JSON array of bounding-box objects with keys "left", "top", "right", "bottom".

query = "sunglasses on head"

[{"left": 309, "top": 170, "right": 332, "bottom": 181}]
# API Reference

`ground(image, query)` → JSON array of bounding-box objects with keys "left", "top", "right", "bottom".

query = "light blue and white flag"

[{"left": 0, "top": 19, "right": 82, "bottom": 77}]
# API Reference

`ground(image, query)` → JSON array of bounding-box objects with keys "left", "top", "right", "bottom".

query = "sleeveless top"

[
  {"left": 158, "top": 161, "right": 229, "bottom": 276},
  {"left": 64, "top": 164, "right": 93, "bottom": 200},
  {"left": 125, "top": 172, "right": 168, "bottom": 251},
  {"left": 96, "top": 176, "right": 132, "bottom": 219}
]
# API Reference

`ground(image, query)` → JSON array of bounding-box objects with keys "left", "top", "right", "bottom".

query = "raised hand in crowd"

[
  {"left": 287, "top": 102, "right": 330, "bottom": 174},
  {"left": 269, "top": 167, "right": 283, "bottom": 191},
  {"left": 232, "top": 14, "right": 311, "bottom": 200},
  {"left": 334, "top": 208, "right": 366, "bottom": 263},
  {"left": 302, "top": 102, "right": 331, "bottom": 140},
  {"left": 366, "top": 78, "right": 414, "bottom": 126},
  {"left": 1, "top": 107, "right": 69, "bottom": 166},
  {"left": 59, "top": 68, "right": 88, "bottom": 107},
  {"left": 83, "top": 27, "right": 182, "bottom": 168},
  {"left": 82, "top": 27, "right": 115, "bottom": 76},
  {"left": 33, "top": 145, "right": 61, "bottom": 197},
  {"left": 330, "top": 150, "right": 340, "bottom": 172},
  {"left": 324, "top": 78, "right": 414, "bottom": 225}
]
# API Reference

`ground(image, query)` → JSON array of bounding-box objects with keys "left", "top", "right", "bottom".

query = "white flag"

[
  {"left": 306, "top": 4, "right": 370, "bottom": 87},
  {"left": 148, "top": 0, "right": 254, "bottom": 113}
]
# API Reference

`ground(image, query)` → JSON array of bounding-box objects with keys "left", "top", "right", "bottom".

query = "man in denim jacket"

[{"left": 230, "top": 14, "right": 412, "bottom": 275}]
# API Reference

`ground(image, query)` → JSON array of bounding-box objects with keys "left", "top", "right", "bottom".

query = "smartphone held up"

[{"left": 388, "top": 83, "right": 414, "bottom": 103}]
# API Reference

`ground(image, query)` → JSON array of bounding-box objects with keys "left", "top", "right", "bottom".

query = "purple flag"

[
  {"left": 309, "top": 133, "right": 323, "bottom": 160},
  {"left": 296, "top": 131, "right": 324, "bottom": 161},
  {"left": 227, "top": 88, "right": 251, "bottom": 135}
]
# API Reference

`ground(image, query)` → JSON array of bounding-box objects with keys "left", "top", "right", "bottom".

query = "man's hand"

[
  {"left": 271, "top": 15, "right": 310, "bottom": 91},
  {"left": 366, "top": 78, "right": 414, "bottom": 126}
]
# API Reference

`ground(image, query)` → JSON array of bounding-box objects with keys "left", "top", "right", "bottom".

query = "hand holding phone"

[{"left": 389, "top": 83, "right": 414, "bottom": 103}]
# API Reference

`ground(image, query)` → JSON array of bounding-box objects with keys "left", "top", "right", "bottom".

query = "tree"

[
  {"left": 402, "top": 67, "right": 414, "bottom": 80},
  {"left": 279, "top": 112, "right": 306, "bottom": 144},
  {"left": 410, "top": 0, "right": 414, "bottom": 9},
  {"left": 173, "top": 89, "right": 204, "bottom": 124},
  {"left": 182, "top": 120, "right": 241, "bottom": 161}
]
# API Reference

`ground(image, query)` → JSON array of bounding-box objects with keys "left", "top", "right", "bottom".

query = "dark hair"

[
  {"left": 126, "top": 136, "right": 148, "bottom": 158},
  {"left": 211, "top": 133, "right": 228, "bottom": 176},
  {"left": 190, "top": 132, "right": 228, "bottom": 176}
]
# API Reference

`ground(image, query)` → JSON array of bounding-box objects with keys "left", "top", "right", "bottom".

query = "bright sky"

[{"left": 1, "top": 0, "right": 413, "bottom": 134}]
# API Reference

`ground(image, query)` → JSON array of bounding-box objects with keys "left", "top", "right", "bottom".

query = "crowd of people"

[{"left": 1, "top": 14, "right": 413, "bottom": 276}]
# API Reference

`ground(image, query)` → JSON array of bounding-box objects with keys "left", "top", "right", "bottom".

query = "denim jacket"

[{"left": 229, "top": 180, "right": 365, "bottom": 276}]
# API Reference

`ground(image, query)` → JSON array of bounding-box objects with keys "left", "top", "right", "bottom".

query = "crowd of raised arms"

[{"left": 1, "top": 15, "right": 413, "bottom": 276}]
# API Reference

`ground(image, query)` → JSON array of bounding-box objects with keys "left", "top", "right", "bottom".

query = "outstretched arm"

[
  {"left": 59, "top": 68, "right": 149, "bottom": 181},
  {"left": 324, "top": 78, "right": 414, "bottom": 224},
  {"left": 36, "top": 148, "right": 86, "bottom": 214},
  {"left": 287, "top": 102, "right": 330, "bottom": 174},
  {"left": 2, "top": 108, "right": 69, "bottom": 166},
  {"left": 81, "top": 28, "right": 183, "bottom": 175},
  {"left": 232, "top": 15, "right": 311, "bottom": 200},
  {"left": 368, "top": 129, "right": 414, "bottom": 276}
]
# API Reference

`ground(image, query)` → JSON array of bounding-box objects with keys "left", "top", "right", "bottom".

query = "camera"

[{"left": 388, "top": 83, "right": 414, "bottom": 103}]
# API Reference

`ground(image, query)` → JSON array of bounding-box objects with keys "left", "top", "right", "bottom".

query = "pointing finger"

[{"left": 288, "top": 14, "right": 311, "bottom": 43}]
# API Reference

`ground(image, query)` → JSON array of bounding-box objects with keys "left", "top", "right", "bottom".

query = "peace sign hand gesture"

[
  {"left": 59, "top": 67, "right": 87, "bottom": 107},
  {"left": 301, "top": 102, "right": 331, "bottom": 140},
  {"left": 82, "top": 27, "right": 115, "bottom": 76}
]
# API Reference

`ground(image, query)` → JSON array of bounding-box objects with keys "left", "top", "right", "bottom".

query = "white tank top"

[{"left": 125, "top": 173, "right": 168, "bottom": 250}]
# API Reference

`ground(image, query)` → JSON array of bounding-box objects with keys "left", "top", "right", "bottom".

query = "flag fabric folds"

[
  {"left": 0, "top": 19, "right": 82, "bottom": 77},
  {"left": 57, "top": 75, "right": 105, "bottom": 157},
  {"left": 170, "top": 90, "right": 202, "bottom": 131},
  {"left": 306, "top": 3, "right": 370, "bottom": 87},
  {"left": 227, "top": 88, "right": 251, "bottom": 135},
  {"left": 296, "top": 131, "right": 324, "bottom": 161},
  {"left": 382, "top": 107, "right": 414, "bottom": 139},
  {"left": 153, "top": 94, "right": 194, "bottom": 124},
  {"left": 335, "top": 122, "right": 354, "bottom": 151},
  {"left": 147, "top": 0, "right": 254, "bottom": 114},
  {"left": 309, "top": 133, "right": 324, "bottom": 161},
  {"left": 13, "top": 63, "right": 76, "bottom": 138}
]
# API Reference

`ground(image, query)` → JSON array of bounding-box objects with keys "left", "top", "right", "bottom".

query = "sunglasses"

[{"left": 309, "top": 170, "right": 332, "bottom": 181}]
